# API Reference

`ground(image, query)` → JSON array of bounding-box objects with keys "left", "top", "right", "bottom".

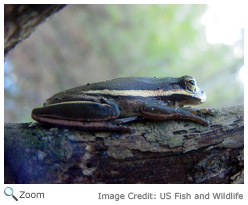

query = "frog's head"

[
  {"left": 166, "top": 75, "right": 206, "bottom": 107},
  {"left": 180, "top": 75, "right": 206, "bottom": 105}
]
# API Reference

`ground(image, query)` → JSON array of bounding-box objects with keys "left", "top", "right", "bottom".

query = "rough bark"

[
  {"left": 4, "top": 105, "right": 244, "bottom": 184},
  {"left": 4, "top": 4, "right": 65, "bottom": 56}
]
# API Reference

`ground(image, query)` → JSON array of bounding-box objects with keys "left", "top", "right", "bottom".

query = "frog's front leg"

[
  {"left": 183, "top": 107, "right": 215, "bottom": 116},
  {"left": 140, "top": 102, "right": 209, "bottom": 126}
]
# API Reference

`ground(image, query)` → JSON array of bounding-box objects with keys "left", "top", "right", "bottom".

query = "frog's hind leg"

[
  {"left": 33, "top": 100, "right": 120, "bottom": 121},
  {"left": 32, "top": 100, "right": 137, "bottom": 132},
  {"left": 32, "top": 100, "right": 121, "bottom": 127}
]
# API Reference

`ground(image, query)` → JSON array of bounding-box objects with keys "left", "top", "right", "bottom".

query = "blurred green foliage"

[
  {"left": 79, "top": 5, "right": 207, "bottom": 77},
  {"left": 5, "top": 5, "right": 243, "bottom": 122}
]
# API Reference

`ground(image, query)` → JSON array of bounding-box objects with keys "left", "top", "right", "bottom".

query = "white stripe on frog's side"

[{"left": 80, "top": 89, "right": 194, "bottom": 98}]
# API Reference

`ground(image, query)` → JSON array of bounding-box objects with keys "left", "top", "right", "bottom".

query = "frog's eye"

[{"left": 186, "top": 79, "right": 196, "bottom": 92}]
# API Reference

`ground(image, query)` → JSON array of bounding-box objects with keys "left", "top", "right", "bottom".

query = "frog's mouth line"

[{"left": 169, "top": 94, "right": 205, "bottom": 107}]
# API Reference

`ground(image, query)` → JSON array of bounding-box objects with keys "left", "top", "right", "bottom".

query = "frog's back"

[{"left": 67, "top": 77, "right": 179, "bottom": 92}]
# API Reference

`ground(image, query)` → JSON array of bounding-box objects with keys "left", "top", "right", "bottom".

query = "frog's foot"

[
  {"left": 111, "top": 116, "right": 139, "bottom": 125},
  {"left": 184, "top": 107, "right": 215, "bottom": 116}
]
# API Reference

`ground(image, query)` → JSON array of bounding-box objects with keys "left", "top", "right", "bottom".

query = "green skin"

[{"left": 32, "top": 75, "right": 210, "bottom": 131}]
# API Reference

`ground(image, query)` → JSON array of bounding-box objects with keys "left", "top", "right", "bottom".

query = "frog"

[{"left": 32, "top": 75, "right": 212, "bottom": 131}]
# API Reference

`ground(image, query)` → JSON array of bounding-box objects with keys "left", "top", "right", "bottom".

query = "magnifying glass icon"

[{"left": 4, "top": 187, "right": 18, "bottom": 201}]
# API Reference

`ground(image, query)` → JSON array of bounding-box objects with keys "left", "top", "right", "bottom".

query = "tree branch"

[
  {"left": 4, "top": 105, "right": 243, "bottom": 184},
  {"left": 4, "top": 4, "right": 65, "bottom": 56}
]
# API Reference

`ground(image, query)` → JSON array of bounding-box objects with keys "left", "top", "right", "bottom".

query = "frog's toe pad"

[{"left": 200, "top": 108, "right": 215, "bottom": 115}]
